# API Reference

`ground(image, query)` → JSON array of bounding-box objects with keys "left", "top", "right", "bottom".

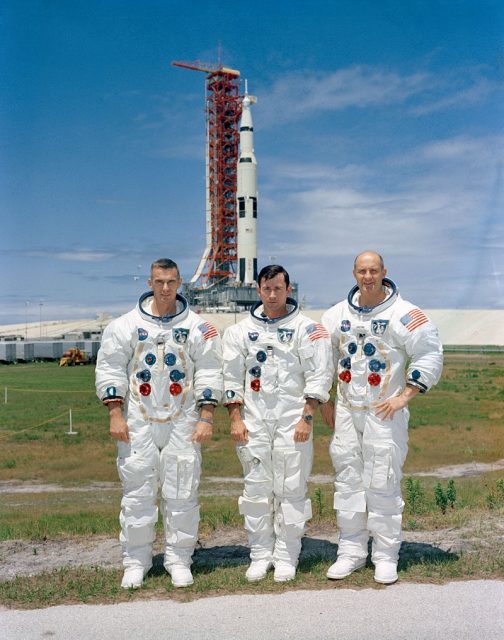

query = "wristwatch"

[{"left": 303, "top": 414, "right": 314, "bottom": 424}]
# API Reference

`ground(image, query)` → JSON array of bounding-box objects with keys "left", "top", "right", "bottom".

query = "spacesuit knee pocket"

[
  {"left": 238, "top": 495, "right": 271, "bottom": 518},
  {"left": 273, "top": 449, "right": 304, "bottom": 497},
  {"left": 280, "top": 499, "right": 312, "bottom": 525},
  {"left": 368, "top": 492, "right": 404, "bottom": 515},
  {"left": 121, "top": 504, "right": 158, "bottom": 546},
  {"left": 334, "top": 491, "right": 367, "bottom": 512},
  {"left": 162, "top": 452, "right": 200, "bottom": 500},
  {"left": 165, "top": 505, "right": 199, "bottom": 547},
  {"left": 363, "top": 444, "right": 397, "bottom": 492}
]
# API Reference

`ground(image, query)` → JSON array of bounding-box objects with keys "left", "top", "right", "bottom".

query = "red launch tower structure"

[{"left": 172, "top": 60, "right": 242, "bottom": 287}]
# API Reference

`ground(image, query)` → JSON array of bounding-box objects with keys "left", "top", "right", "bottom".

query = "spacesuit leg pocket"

[
  {"left": 362, "top": 444, "right": 396, "bottom": 492},
  {"left": 237, "top": 445, "right": 272, "bottom": 497},
  {"left": 330, "top": 436, "right": 364, "bottom": 493},
  {"left": 117, "top": 450, "right": 157, "bottom": 497},
  {"left": 161, "top": 451, "right": 200, "bottom": 501},
  {"left": 273, "top": 449, "right": 306, "bottom": 499}
]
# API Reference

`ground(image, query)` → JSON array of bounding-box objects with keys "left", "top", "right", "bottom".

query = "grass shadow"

[
  {"left": 149, "top": 544, "right": 251, "bottom": 576},
  {"left": 147, "top": 536, "right": 459, "bottom": 580},
  {"left": 399, "top": 541, "right": 459, "bottom": 570}
]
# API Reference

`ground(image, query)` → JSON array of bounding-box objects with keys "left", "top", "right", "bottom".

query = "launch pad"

[
  {"left": 182, "top": 281, "right": 298, "bottom": 313},
  {"left": 173, "top": 58, "right": 297, "bottom": 311}
]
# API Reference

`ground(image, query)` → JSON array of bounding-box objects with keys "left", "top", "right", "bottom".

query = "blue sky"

[{"left": 1, "top": 0, "right": 503, "bottom": 324}]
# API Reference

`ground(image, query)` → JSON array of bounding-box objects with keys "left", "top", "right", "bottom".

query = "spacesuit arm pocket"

[
  {"left": 162, "top": 452, "right": 200, "bottom": 500},
  {"left": 298, "top": 344, "right": 316, "bottom": 372}
]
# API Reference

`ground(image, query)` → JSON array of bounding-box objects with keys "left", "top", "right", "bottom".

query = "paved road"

[{"left": 2, "top": 580, "right": 504, "bottom": 640}]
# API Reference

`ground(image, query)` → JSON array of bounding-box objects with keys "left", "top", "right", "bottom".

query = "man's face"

[
  {"left": 257, "top": 273, "right": 291, "bottom": 318},
  {"left": 353, "top": 253, "right": 387, "bottom": 296},
  {"left": 148, "top": 267, "right": 181, "bottom": 310}
]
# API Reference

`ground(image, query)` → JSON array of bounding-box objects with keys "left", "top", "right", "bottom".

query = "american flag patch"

[
  {"left": 400, "top": 308, "right": 429, "bottom": 332},
  {"left": 306, "top": 323, "right": 330, "bottom": 341},
  {"left": 198, "top": 322, "right": 218, "bottom": 340}
]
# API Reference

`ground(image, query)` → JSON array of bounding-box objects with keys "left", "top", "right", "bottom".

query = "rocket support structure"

[{"left": 236, "top": 82, "right": 258, "bottom": 284}]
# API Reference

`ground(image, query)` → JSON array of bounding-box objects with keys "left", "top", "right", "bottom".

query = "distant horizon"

[{"left": 2, "top": 305, "right": 503, "bottom": 332}]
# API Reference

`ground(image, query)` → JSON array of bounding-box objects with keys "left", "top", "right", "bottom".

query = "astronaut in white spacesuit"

[
  {"left": 95, "top": 258, "right": 222, "bottom": 590},
  {"left": 321, "top": 251, "right": 443, "bottom": 584},
  {"left": 223, "top": 265, "right": 333, "bottom": 583}
]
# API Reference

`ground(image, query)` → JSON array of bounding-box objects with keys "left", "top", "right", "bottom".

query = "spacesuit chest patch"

[
  {"left": 137, "top": 328, "right": 148, "bottom": 341},
  {"left": 277, "top": 328, "right": 294, "bottom": 343},
  {"left": 173, "top": 328, "right": 189, "bottom": 344},
  {"left": 248, "top": 331, "right": 259, "bottom": 341},
  {"left": 371, "top": 320, "right": 389, "bottom": 336},
  {"left": 341, "top": 320, "right": 351, "bottom": 332}
]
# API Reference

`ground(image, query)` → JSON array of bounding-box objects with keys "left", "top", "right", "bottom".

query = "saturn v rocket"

[{"left": 236, "top": 81, "right": 258, "bottom": 284}]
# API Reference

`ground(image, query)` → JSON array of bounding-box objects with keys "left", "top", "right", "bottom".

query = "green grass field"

[{"left": 0, "top": 353, "right": 503, "bottom": 608}]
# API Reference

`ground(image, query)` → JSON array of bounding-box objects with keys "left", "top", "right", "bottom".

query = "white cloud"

[
  {"left": 256, "top": 132, "right": 503, "bottom": 308},
  {"left": 257, "top": 64, "right": 499, "bottom": 127},
  {"left": 258, "top": 65, "right": 430, "bottom": 125},
  {"left": 23, "top": 250, "right": 116, "bottom": 262},
  {"left": 410, "top": 76, "right": 496, "bottom": 115}
]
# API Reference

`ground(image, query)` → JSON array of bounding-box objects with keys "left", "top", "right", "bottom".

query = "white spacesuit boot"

[
  {"left": 368, "top": 497, "right": 403, "bottom": 584},
  {"left": 327, "top": 508, "right": 368, "bottom": 579},
  {"left": 239, "top": 495, "right": 275, "bottom": 581}
]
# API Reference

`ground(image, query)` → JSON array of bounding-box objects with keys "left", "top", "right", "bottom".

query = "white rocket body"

[{"left": 236, "top": 88, "right": 258, "bottom": 284}]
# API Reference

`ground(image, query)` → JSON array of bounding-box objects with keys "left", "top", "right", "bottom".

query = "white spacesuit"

[
  {"left": 223, "top": 298, "right": 333, "bottom": 578},
  {"left": 322, "top": 278, "right": 443, "bottom": 580},
  {"left": 95, "top": 292, "right": 222, "bottom": 584}
]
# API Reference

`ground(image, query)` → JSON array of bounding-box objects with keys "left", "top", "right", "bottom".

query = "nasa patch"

[
  {"left": 341, "top": 319, "right": 351, "bottom": 332},
  {"left": 248, "top": 331, "right": 259, "bottom": 342}
]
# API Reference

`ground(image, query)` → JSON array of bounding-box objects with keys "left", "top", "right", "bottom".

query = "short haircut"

[
  {"left": 257, "top": 264, "right": 290, "bottom": 287},
  {"left": 353, "top": 251, "right": 385, "bottom": 270},
  {"left": 150, "top": 258, "right": 180, "bottom": 277}
]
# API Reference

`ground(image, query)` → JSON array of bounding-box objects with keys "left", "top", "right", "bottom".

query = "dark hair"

[
  {"left": 150, "top": 258, "right": 180, "bottom": 277},
  {"left": 257, "top": 264, "right": 290, "bottom": 287}
]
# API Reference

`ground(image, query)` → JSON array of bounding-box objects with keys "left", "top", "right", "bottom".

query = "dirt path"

[{"left": 2, "top": 458, "right": 503, "bottom": 496}]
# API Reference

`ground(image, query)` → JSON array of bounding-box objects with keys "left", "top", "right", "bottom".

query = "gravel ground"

[{"left": 3, "top": 581, "right": 504, "bottom": 640}]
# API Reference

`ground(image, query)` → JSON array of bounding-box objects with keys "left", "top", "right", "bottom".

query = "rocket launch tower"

[{"left": 172, "top": 59, "right": 264, "bottom": 310}]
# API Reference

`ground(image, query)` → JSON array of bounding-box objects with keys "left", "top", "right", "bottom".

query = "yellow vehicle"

[{"left": 59, "top": 348, "right": 89, "bottom": 366}]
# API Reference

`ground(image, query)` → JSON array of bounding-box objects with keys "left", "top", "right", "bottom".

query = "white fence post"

[{"left": 66, "top": 408, "right": 77, "bottom": 435}]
